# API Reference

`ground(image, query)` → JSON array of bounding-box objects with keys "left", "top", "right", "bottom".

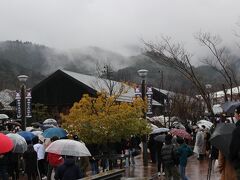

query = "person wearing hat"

[{"left": 229, "top": 105, "right": 240, "bottom": 179}]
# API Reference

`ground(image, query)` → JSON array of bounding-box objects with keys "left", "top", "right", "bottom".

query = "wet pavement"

[
  {"left": 17, "top": 153, "right": 220, "bottom": 179},
  {"left": 122, "top": 154, "right": 220, "bottom": 180}
]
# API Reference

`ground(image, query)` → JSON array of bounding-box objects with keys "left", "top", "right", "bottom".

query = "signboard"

[
  {"left": 146, "top": 87, "right": 153, "bottom": 115},
  {"left": 134, "top": 86, "right": 142, "bottom": 98},
  {"left": 26, "top": 91, "right": 32, "bottom": 118},
  {"left": 15, "top": 90, "right": 32, "bottom": 118},
  {"left": 15, "top": 91, "right": 21, "bottom": 118},
  {"left": 135, "top": 86, "right": 153, "bottom": 115}
]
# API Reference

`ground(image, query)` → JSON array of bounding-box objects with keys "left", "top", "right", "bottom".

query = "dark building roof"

[{"left": 31, "top": 69, "right": 163, "bottom": 107}]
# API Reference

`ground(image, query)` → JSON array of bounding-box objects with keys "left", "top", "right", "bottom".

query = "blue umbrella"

[
  {"left": 17, "top": 131, "right": 36, "bottom": 142},
  {"left": 42, "top": 127, "right": 67, "bottom": 138},
  {"left": 222, "top": 101, "right": 240, "bottom": 115}
]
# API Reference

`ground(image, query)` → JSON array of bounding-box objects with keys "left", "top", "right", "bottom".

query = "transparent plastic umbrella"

[
  {"left": 43, "top": 118, "right": 58, "bottom": 126},
  {"left": 150, "top": 127, "right": 169, "bottom": 134},
  {"left": 197, "top": 120, "right": 213, "bottom": 129},
  {"left": 46, "top": 139, "right": 91, "bottom": 157},
  {"left": 6, "top": 133, "right": 27, "bottom": 153},
  {"left": 0, "top": 114, "right": 9, "bottom": 120}
]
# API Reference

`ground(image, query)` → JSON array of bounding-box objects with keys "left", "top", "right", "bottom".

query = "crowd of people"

[
  {"left": 0, "top": 123, "right": 142, "bottom": 180},
  {"left": 146, "top": 105, "right": 240, "bottom": 180},
  {"left": 1, "top": 105, "right": 240, "bottom": 180}
]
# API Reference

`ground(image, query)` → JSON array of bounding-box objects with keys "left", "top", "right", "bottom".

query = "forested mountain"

[{"left": 0, "top": 40, "right": 238, "bottom": 94}]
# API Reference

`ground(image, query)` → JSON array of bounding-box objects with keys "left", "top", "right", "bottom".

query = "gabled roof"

[
  {"left": 152, "top": 87, "right": 175, "bottom": 97},
  {"left": 61, "top": 69, "right": 162, "bottom": 106}
]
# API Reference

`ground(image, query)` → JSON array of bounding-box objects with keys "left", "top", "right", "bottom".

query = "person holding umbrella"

[
  {"left": 47, "top": 136, "right": 63, "bottom": 180},
  {"left": 54, "top": 156, "right": 82, "bottom": 180},
  {"left": 229, "top": 105, "right": 240, "bottom": 179},
  {"left": 0, "top": 132, "right": 14, "bottom": 180},
  {"left": 23, "top": 144, "right": 38, "bottom": 180},
  {"left": 33, "top": 136, "right": 47, "bottom": 179},
  {"left": 0, "top": 154, "right": 9, "bottom": 180}
]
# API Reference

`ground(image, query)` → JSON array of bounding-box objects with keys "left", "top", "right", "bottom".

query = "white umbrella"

[
  {"left": 213, "top": 104, "right": 223, "bottom": 115},
  {"left": 150, "top": 127, "right": 169, "bottom": 134},
  {"left": 150, "top": 123, "right": 158, "bottom": 130},
  {"left": 6, "top": 133, "right": 27, "bottom": 153},
  {"left": 197, "top": 120, "right": 213, "bottom": 129},
  {"left": 0, "top": 114, "right": 9, "bottom": 120},
  {"left": 26, "top": 127, "right": 34, "bottom": 132},
  {"left": 172, "top": 122, "right": 186, "bottom": 130},
  {"left": 46, "top": 139, "right": 91, "bottom": 157}
]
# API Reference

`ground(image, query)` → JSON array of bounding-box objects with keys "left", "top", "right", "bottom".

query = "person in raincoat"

[{"left": 193, "top": 127, "right": 205, "bottom": 160}]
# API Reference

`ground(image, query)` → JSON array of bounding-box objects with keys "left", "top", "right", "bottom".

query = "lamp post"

[
  {"left": 137, "top": 69, "right": 148, "bottom": 166},
  {"left": 18, "top": 75, "right": 28, "bottom": 131}
]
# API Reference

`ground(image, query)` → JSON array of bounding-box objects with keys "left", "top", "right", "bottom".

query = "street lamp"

[
  {"left": 18, "top": 75, "right": 28, "bottom": 131},
  {"left": 137, "top": 69, "right": 148, "bottom": 166}
]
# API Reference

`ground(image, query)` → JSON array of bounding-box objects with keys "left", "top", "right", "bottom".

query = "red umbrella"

[
  {"left": 170, "top": 128, "right": 192, "bottom": 140},
  {"left": 0, "top": 133, "right": 14, "bottom": 154}
]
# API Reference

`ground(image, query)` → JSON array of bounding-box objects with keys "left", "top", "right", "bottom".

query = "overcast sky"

[{"left": 1, "top": 0, "right": 240, "bottom": 63}]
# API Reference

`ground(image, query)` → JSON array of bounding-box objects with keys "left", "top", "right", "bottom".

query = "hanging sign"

[
  {"left": 146, "top": 87, "right": 153, "bottom": 115},
  {"left": 15, "top": 91, "right": 21, "bottom": 118},
  {"left": 134, "top": 86, "right": 142, "bottom": 98},
  {"left": 26, "top": 90, "right": 32, "bottom": 118}
]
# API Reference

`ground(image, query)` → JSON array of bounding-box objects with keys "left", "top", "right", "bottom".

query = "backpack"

[{"left": 47, "top": 153, "right": 63, "bottom": 167}]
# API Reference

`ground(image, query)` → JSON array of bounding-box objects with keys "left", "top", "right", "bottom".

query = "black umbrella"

[
  {"left": 222, "top": 101, "right": 240, "bottom": 115},
  {"left": 209, "top": 123, "right": 236, "bottom": 157},
  {"left": 31, "top": 122, "right": 43, "bottom": 128}
]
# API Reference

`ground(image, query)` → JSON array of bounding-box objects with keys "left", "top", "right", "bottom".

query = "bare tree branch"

[
  {"left": 143, "top": 37, "right": 213, "bottom": 115},
  {"left": 195, "top": 31, "right": 239, "bottom": 100}
]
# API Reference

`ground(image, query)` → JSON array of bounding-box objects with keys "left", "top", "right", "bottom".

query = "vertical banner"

[
  {"left": 26, "top": 90, "right": 32, "bottom": 118},
  {"left": 15, "top": 91, "right": 21, "bottom": 118},
  {"left": 134, "top": 86, "right": 142, "bottom": 98},
  {"left": 146, "top": 87, "right": 153, "bottom": 115}
]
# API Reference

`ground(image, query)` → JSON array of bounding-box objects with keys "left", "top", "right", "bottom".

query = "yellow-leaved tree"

[{"left": 61, "top": 93, "right": 151, "bottom": 144}]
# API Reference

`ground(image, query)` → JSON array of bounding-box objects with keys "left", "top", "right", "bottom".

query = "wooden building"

[{"left": 29, "top": 69, "right": 167, "bottom": 121}]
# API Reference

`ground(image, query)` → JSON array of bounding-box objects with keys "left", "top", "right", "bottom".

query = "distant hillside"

[
  {"left": 0, "top": 40, "right": 239, "bottom": 94},
  {"left": 0, "top": 40, "right": 128, "bottom": 90},
  {"left": 114, "top": 54, "right": 235, "bottom": 93}
]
